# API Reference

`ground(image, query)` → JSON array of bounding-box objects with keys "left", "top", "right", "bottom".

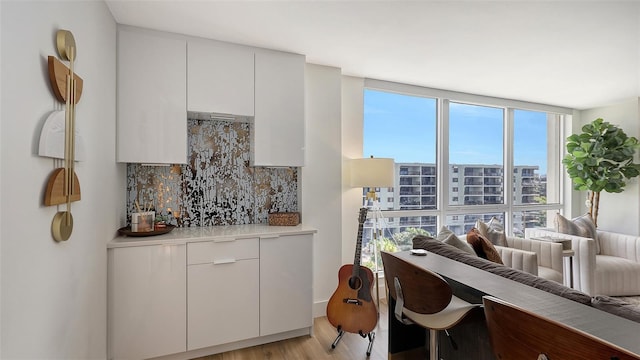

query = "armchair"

[
  {"left": 459, "top": 234, "right": 564, "bottom": 282},
  {"left": 496, "top": 236, "right": 564, "bottom": 283},
  {"left": 525, "top": 228, "right": 640, "bottom": 296}
]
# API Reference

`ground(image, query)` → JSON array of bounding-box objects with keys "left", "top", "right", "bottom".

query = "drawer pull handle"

[
  {"left": 261, "top": 235, "right": 279, "bottom": 239},
  {"left": 213, "top": 258, "right": 236, "bottom": 265},
  {"left": 214, "top": 238, "right": 237, "bottom": 243}
]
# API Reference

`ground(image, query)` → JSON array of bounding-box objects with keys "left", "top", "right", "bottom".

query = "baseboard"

[{"left": 150, "top": 327, "right": 312, "bottom": 360}]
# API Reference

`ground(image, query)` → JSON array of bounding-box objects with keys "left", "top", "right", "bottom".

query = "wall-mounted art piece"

[{"left": 42, "top": 29, "right": 83, "bottom": 242}]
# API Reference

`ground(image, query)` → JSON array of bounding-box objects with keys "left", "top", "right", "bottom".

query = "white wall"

[
  {"left": 578, "top": 98, "right": 640, "bottom": 235},
  {"left": 341, "top": 76, "right": 365, "bottom": 266},
  {"left": 303, "top": 64, "right": 343, "bottom": 317},
  {"left": 0, "top": 1, "right": 123, "bottom": 358}
]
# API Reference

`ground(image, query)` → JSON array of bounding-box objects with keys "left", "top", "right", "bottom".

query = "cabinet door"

[
  {"left": 187, "top": 40, "right": 254, "bottom": 116},
  {"left": 108, "top": 245, "right": 186, "bottom": 360},
  {"left": 254, "top": 50, "right": 305, "bottom": 167},
  {"left": 187, "top": 259, "right": 259, "bottom": 350},
  {"left": 260, "top": 234, "right": 313, "bottom": 336},
  {"left": 117, "top": 28, "right": 187, "bottom": 164}
]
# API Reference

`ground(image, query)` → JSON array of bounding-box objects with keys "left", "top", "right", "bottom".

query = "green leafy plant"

[
  {"left": 562, "top": 118, "right": 640, "bottom": 226},
  {"left": 363, "top": 227, "right": 431, "bottom": 271}
]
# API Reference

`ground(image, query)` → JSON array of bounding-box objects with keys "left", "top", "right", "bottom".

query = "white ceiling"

[{"left": 105, "top": 1, "right": 640, "bottom": 110}]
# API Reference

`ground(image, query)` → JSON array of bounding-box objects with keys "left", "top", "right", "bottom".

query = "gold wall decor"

[{"left": 44, "top": 29, "right": 82, "bottom": 242}]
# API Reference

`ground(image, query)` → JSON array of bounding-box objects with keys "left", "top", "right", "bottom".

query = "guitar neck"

[
  {"left": 353, "top": 221, "right": 364, "bottom": 268},
  {"left": 351, "top": 208, "right": 367, "bottom": 277}
]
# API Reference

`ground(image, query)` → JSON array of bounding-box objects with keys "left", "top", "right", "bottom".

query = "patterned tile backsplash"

[{"left": 126, "top": 116, "right": 298, "bottom": 227}]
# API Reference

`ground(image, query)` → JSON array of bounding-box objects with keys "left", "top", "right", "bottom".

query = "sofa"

[
  {"left": 412, "top": 235, "right": 640, "bottom": 323},
  {"left": 434, "top": 224, "right": 564, "bottom": 283},
  {"left": 525, "top": 227, "right": 640, "bottom": 297}
]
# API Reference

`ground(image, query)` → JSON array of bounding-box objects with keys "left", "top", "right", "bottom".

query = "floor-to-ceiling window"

[{"left": 360, "top": 82, "right": 567, "bottom": 270}]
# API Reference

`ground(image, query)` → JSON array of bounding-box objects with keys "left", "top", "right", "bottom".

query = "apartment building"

[{"left": 362, "top": 162, "right": 543, "bottom": 242}]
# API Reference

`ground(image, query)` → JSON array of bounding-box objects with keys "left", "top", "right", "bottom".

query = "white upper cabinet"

[
  {"left": 117, "top": 27, "right": 187, "bottom": 164},
  {"left": 187, "top": 40, "right": 254, "bottom": 116},
  {"left": 253, "top": 50, "right": 305, "bottom": 167}
]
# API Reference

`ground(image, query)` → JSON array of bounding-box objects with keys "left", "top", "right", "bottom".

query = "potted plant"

[{"left": 563, "top": 118, "right": 640, "bottom": 226}]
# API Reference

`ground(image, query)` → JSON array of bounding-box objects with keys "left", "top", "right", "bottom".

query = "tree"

[
  {"left": 391, "top": 227, "right": 432, "bottom": 250},
  {"left": 562, "top": 118, "right": 640, "bottom": 226}
]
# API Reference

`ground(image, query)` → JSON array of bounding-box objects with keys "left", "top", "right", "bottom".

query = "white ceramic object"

[{"left": 38, "top": 110, "right": 86, "bottom": 161}]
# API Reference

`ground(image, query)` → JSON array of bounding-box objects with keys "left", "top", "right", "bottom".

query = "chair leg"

[{"left": 429, "top": 329, "right": 438, "bottom": 360}]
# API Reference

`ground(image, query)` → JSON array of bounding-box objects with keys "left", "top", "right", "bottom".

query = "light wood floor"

[{"left": 193, "top": 299, "right": 389, "bottom": 360}]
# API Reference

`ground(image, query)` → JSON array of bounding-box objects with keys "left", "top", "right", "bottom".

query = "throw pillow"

[
  {"left": 436, "top": 226, "right": 476, "bottom": 255},
  {"left": 475, "top": 217, "right": 508, "bottom": 247},
  {"left": 466, "top": 228, "right": 503, "bottom": 264},
  {"left": 555, "top": 213, "right": 600, "bottom": 254}
]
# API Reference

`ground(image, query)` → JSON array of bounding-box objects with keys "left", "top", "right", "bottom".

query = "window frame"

[{"left": 363, "top": 80, "right": 570, "bottom": 237}]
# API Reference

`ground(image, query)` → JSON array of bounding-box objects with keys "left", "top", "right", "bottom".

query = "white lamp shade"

[{"left": 350, "top": 157, "right": 395, "bottom": 188}]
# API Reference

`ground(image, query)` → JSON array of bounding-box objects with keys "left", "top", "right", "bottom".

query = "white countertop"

[{"left": 108, "top": 224, "right": 317, "bottom": 248}]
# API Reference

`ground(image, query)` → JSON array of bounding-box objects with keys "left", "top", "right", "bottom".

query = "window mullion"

[
  {"left": 505, "top": 108, "right": 515, "bottom": 236},
  {"left": 438, "top": 98, "right": 449, "bottom": 230}
]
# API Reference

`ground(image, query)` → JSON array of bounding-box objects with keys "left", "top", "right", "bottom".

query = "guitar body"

[{"left": 326, "top": 263, "right": 378, "bottom": 335}]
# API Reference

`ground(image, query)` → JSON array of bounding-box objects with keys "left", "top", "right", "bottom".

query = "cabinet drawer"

[
  {"left": 187, "top": 259, "right": 259, "bottom": 350},
  {"left": 187, "top": 238, "right": 258, "bottom": 265}
]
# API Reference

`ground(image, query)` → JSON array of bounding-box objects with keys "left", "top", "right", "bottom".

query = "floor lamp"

[{"left": 350, "top": 156, "right": 395, "bottom": 312}]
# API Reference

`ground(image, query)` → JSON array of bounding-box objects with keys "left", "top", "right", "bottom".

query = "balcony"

[
  {"left": 399, "top": 186, "right": 420, "bottom": 196},
  {"left": 484, "top": 178, "right": 502, "bottom": 186},
  {"left": 421, "top": 167, "right": 436, "bottom": 176},
  {"left": 421, "top": 177, "right": 436, "bottom": 186},
  {"left": 399, "top": 196, "right": 420, "bottom": 206},
  {"left": 464, "top": 168, "right": 484, "bottom": 176},
  {"left": 399, "top": 177, "right": 420, "bottom": 186},
  {"left": 399, "top": 166, "right": 421, "bottom": 176},
  {"left": 464, "top": 178, "right": 483, "bottom": 186},
  {"left": 484, "top": 168, "right": 502, "bottom": 177},
  {"left": 421, "top": 186, "right": 436, "bottom": 195},
  {"left": 484, "top": 187, "right": 502, "bottom": 195},
  {"left": 464, "top": 188, "right": 483, "bottom": 195}
]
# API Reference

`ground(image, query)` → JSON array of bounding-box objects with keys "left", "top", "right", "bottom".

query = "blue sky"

[{"left": 363, "top": 89, "right": 548, "bottom": 174}]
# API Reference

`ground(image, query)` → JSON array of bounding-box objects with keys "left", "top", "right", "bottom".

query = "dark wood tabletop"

[{"left": 392, "top": 250, "right": 640, "bottom": 356}]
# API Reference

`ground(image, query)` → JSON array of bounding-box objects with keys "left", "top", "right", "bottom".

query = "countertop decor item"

[
  {"left": 118, "top": 225, "right": 176, "bottom": 237},
  {"left": 268, "top": 212, "right": 300, "bottom": 226}
]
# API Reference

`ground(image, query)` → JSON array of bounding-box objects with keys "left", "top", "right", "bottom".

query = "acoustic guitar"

[{"left": 326, "top": 207, "right": 378, "bottom": 335}]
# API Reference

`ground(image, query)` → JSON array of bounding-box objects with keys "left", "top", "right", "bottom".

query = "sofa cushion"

[
  {"left": 486, "top": 264, "right": 592, "bottom": 305},
  {"left": 594, "top": 255, "right": 640, "bottom": 296},
  {"left": 555, "top": 213, "right": 600, "bottom": 254},
  {"left": 467, "top": 228, "right": 503, "bottom": 265},
  {"left": 435, "top": 226, "right": 476, "bottom": 255},
  {"left": 591, "top": 295, "right": 640, "bottom": 323},
  {"left": 413, "top": 235, "right": 495, "bottom": 271},
  {"left": 476, "top": 217, "right": 508, "bottom": 247}
]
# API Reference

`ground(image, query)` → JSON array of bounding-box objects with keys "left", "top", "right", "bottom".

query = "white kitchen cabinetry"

[
  {"left": 260, "top": 233, "right": 313, "bottom": 336},
  {"left": 117, "top": 27, "right": 187, "bottom": 164},
  {"left": 108, "top": 244, "right": 186, "bottom": 360},
  {"left": 107, "top": 226, "right": 315, "bottom": 359},
  {"left": 187, "top": 40, "right": 254, "bottom": 116},
  {"left": 253, "top": 50, "right": 306, "bottom": 167},
  {"left": 187, "top": 238, "right": 260, "bottom": 350}
]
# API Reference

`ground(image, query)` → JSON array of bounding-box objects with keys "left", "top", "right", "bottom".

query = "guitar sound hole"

[{"left": 348, "top": 276, "right": 362, "bottom": 290}]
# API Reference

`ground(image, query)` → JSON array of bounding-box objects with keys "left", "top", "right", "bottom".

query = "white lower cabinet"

[
  {"left": 108, "top": 230, "right": 313, "bottom": 359},
  {"left": 108, "top": 244, "right": 186, "bottom": 360},
  {"left": 260, "top": 234, "right": 313, "bottom": 336},
  {"left": 187, "top": 239, "right": 260, "bottom": 350}
]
